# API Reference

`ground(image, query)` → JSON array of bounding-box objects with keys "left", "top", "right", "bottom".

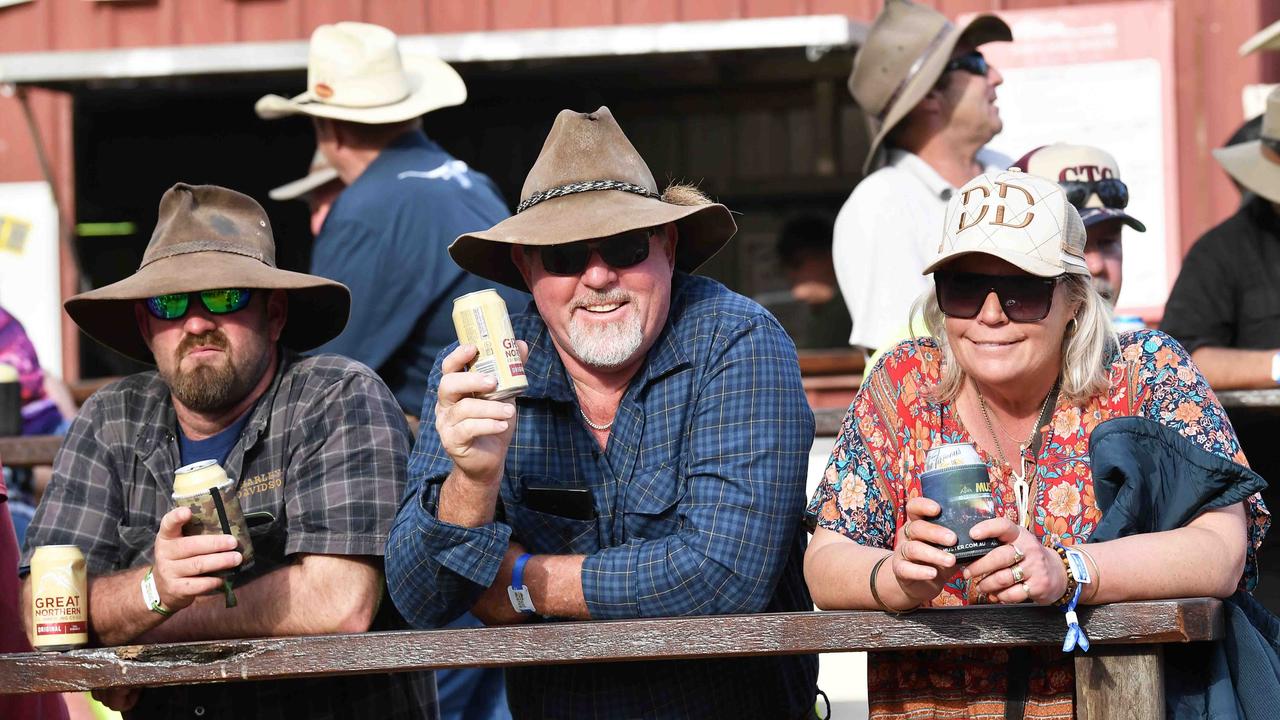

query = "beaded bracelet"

[{"left": 1051, "top": 545, "right": 1078, "bottom": 607}]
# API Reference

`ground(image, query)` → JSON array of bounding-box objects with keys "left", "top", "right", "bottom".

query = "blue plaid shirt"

[{"left": 387, "top": 273, "right": 818, "bottom": 718}]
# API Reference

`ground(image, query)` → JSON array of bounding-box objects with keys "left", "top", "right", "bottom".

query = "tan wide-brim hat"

[
  {"left": 269, "top": 149, "right": 341, "bottom": 202},
  {"left": 449, "top": 107, "right": 737, "bottom": 292},
  {"left": 255, "top": 22, "right": 465, "bottom": 124},
  {"left": 1214, "top": 87, "right": 1280, "bottom": 204},
  {"left": 851, "top": 0, "right": 1011, "bottom": 174},
  {"left": 66, "top": 184, "right": 351, "bottom": 364}
]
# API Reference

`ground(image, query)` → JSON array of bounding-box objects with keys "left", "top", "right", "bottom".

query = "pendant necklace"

[{"left": 976, "top": 381, "right": 1057, "bottom": 528}]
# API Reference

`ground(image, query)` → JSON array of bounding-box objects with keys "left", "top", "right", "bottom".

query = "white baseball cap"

[{"left": 923, "top": 168, "right": 1089, "bottom": 278}]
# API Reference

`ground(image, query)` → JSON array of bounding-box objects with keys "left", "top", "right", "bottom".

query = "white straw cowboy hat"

[
  {"left": 65, "top": 184, "right": 351, "bottom": 363},
  {"left": 255, "top": 22, "right": 466, "bottom": 124},
  {"left": 449, "top": 106, "right": 737, "bottom": 292},
  {"left": 923, "top": 169, "right": 1088, "bottom": 278},
  {"left": 269, "top": 149, "right": 340, "bottom": 202},
  {"left": 1214, "top": 87, "right": 1280, "bottom": 204},
  {"left": 851, "top": 0, "right": 1011, "bottom": 173}
]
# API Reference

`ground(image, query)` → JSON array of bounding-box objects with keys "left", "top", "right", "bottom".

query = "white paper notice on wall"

[
  {"left": 0, "top": 0, "right": 33, "bottom": 7},
  {"left": 0, "top": 182, "right": 61, "bottom": 377}
]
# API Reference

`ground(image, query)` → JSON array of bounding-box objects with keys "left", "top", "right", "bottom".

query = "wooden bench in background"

[{"left": 0, "top": 598, "right": 1220, "bottom": 720}]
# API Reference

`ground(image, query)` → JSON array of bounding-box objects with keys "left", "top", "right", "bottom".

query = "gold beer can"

[
  {"left": 30, "top": 544, "right": 89, "bottom": 651},
  {"left": 452, "top": 289, "right": 527, "bottom": 400}
]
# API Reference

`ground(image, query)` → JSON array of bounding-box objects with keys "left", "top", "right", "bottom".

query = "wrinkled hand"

[
  {"left": 435, "top": 342, "right": 529, "bottom": 485},
  {"left": 889, "top": 497, "right": 963, "bottom": 608},
  {"left": 152, "top": 506, "right": 242, "bottom": 612},
  {"left": 472, "top": 542, "right": 532, "bottom": 626},
  {"left": 965, "top": 517, "right": 1066, "bottom": 604},
  {"left": 92, "top": 686, "right": 141, "bottom": 711}
]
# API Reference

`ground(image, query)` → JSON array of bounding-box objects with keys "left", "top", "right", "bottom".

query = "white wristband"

[
  {"left": 141, "top": 567, "right": 173, "bottom": 617},
  {"left": 1270, "top": 352, "right": 1280, "bottom": 385}
]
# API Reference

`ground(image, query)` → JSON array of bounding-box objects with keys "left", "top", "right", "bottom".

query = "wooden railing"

[{"left": 0, "top": 599, "right": 1221, "bottom": 720}]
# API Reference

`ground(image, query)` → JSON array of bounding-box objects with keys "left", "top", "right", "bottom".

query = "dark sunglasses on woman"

[
  {"left": 943, "top": 51, "right": 989, "bottom": 77},
  {"left": 934, "top": 272, "right": 1062, "bottom": 323},
  {"left": 1060, "top": 178, "right": 1129, "bottom": 210},
  {"left": 145, "top": 288, "right": 253, "bottom": 321},
  {"left": 537, "top": 228, "right": 654, "bottom": 276}
]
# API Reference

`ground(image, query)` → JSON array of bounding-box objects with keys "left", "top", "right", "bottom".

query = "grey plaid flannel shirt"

[
  {"left": 22, "top": 351, "right": 436, "bottom": 720},
  {"left": 388, "top": 274, "right": 818, "bottom": 719}
]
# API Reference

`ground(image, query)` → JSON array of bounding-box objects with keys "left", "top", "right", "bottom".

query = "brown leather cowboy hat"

[
  {"left": 448, "top": 106, "right": 736, "bottom": 291},
  {"left": 65, "top": 183, "right": 351, "bottom": 363},
  {"left": 851, "top": 0, "right": 1011, "bottom": 173}
]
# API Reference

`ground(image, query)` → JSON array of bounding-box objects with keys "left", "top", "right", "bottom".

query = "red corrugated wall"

[{"left": 0, "top": 0, "right": 1276, "bottom": 377}]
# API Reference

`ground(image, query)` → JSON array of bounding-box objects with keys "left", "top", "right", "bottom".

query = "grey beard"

[
  {"left": 566, "top": 302, "right": 644, "bottom": 370},
  {"left": 1093, "top": 278, "right": 1117, "bottom": 306}
]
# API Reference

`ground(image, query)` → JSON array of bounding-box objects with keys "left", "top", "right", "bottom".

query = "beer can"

[
  {"left": 452, "top": 289, "right": 527, "bottom": 400},
  {"left": 30, "top": 545, "right": 89, "bottom": 651},
  {"left": 925, "top": 442, "right": 984, "bottom": 472},
  {"left": 919, "top": 442, "right": 999, "bottom": 561}
]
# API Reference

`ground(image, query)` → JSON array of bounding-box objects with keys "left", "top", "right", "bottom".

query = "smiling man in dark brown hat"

[
  {"left": 21, "top": 184, "right": 436, "bottom": 719},
  {"left": 833, "top": 0, "right": 1013, "bottom": 355},
  {"left": 1161, "top": 86, "right": 1280, "bottom": 390},
  {"left": 386, "top": 107, "right": 819, "bottom": 718}
]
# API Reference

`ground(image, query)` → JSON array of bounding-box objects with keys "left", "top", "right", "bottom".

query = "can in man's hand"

[
  {"left": 919, "top": 442, "right": 1000, "bottom": 561},
  {"left": 452, "top": 289, "right": 527, "bottom": 400}
]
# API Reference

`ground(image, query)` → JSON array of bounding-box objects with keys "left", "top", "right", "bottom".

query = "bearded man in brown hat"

[
  {"left": 21, "top": 184, "right": 436, "bottom": 719},
  {"left": 386, "top": 108, "right": 819, "bottom": 718},
  {"left": 833, "top": 0, "right": 1012, "bottom": 355}
]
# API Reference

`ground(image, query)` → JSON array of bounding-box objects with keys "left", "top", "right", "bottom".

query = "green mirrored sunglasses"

[{"left": 145, "top": 289, "right": 252, "bottom": 321}]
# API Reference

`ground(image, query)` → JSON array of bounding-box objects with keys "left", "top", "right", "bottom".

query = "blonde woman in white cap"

[{"left": 805, "top": 170, "right": 1266, "bottom": 718}]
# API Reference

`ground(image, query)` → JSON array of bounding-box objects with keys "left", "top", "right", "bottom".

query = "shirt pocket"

[
  {"left": 621, "top": 463, "right": 684, "bottom": 541},
  {"left": 508, "top": 475, "right": 601, "bottom": 556},
  {"left": 1239, "top": 286, "right": 1280, "bottom": 344},
  {"left": 115, "top": 521, "right": 159, "bottom": 568}
]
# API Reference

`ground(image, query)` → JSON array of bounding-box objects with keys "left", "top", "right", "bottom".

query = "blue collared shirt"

[{"left": 387, "top": 273, "right": 818, "bottom": 718}]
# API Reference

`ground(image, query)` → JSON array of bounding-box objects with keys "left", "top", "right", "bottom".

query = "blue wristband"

[{"left": 508, "top": 553, "right": 536, "bottom": 614}]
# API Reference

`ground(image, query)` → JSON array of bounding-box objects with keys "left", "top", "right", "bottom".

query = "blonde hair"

[{"left": 913, "top": 273, "right": 1118, "bottom": 405}]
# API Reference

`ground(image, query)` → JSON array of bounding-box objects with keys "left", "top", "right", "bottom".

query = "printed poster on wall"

[
  {"left": 0, "top": 182, "right": 61, "bottom": 377},
  {"left": 963, "top": 0, "right": 1178, "bottom": 320}
]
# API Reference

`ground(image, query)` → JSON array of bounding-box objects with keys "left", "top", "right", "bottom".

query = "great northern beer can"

[
  {"left": 919, "top": 442, "right": 999, "bottom": 561},
  {"left": 452, "top": 289, "right": 527, "bottom": 400},
  {"left": 30, "top": 545, "right": 89, "bottom": 651}
]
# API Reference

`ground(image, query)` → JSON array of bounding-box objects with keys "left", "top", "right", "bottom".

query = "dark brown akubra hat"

[
  {"left": 448, "top": 106, "right": 737, "bottom": 292},
  {"left": 65, "top": 183, "right": 351, "bottom": 364}
]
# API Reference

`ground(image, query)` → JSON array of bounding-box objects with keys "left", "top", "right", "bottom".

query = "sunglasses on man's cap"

[
  {"left": 145, "top": 288, "right": 253, "bottom": 321},
  {"left": 534, "top": 228, "right": 655, "bottom": 276},
  {"left": 1060, "top": 178, "right": 1129, "bottom": 211},
  {"left": 935, "top": 272, "right": 1062, "bottom": 323}
]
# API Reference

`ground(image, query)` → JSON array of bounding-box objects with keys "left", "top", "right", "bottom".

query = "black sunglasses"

[
  {"left": 1060, "top": 178, "right": 1129, "bottom": 210},
  {"left": 943, "top": 51, "right": 989, "bottom": 77},
  {"left": 145, "top": 289, "right": 252, "bottom": 321},
  {"left": 537, "top": 228, "right": 654, "bottom": 276},
  {"left": 935, "top": 272, "right": 1062, "bottom": 323}
]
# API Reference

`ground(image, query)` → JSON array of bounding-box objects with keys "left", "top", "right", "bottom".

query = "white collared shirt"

[{"left": 832, "top": 147, "right": 1010, "bottom": 351}]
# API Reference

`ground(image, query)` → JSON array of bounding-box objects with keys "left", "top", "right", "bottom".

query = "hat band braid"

[
  {"left": 517, "top": 180, "right": 659, "bottom": 214},
  {"left": 876, "top": 24, "right": 951, "bottom": 122}
]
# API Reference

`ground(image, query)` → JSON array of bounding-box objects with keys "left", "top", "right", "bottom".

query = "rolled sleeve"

[
  {"left": 581, "top": 317, "right": 814, "bottom": 619},
  {"left": 386, "top": 356, "right": 511, "bottom": 629}
]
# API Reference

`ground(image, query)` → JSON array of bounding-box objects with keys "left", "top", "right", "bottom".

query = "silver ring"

[
  {"left": 1011, "top": 564, "right": 1025, "bottom": 584},
  {"left": 1021, "top": 582, "right": 1032, "bottom": 602},
  {"left": 903, "top": 520, "right": 914, "bottom": 542},
  {"left": 1011, "top": 544, "right": 1026, "bottom": 565}
]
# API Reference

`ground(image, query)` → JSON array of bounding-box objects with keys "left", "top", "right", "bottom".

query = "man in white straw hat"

[
  {"left": 833, "top": 0, "right": 1012, "bottom": 355},
  {"left": 386, "top": 107, "right": 819, "bottom": 718},
  {"left": 1162, "top": 86, "right": 1280, "bottom": 390},
  {"left": 21, "top": 184, "right": 435, "bottom": 718},
  {"left": 257, "top": 21, "right": 524, "bottom": 416}
]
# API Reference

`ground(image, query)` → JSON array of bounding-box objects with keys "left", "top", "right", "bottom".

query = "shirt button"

[{"left": 194, "top": 707, "right": 205, "bottom": 717}]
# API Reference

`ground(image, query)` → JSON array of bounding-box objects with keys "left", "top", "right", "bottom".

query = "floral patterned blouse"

[{"left": 806, "top": 330, "right": 1270, "bottom": 720}]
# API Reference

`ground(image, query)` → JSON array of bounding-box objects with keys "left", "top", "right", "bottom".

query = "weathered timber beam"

[
  {"left": 0, "top": 599, "right": 1222, "bottom": 694},
  {"left": 0, "top": 434, "right": 61, "bottom": 467}
]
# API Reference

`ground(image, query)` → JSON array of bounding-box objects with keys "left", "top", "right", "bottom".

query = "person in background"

[
  {"left": 21, "top": 184, "right": 434, "bottom": 719},
  {"left": 1162, "top": 87, "right": 1280, "bottom": 390},
  {"left": 256, "top": 21, "right": 525, "bottom": 416},
  {"left": 386, "top": 107, "right": 819, "bottom": 718},
  {"left": 268, "top": 149, "right": 344, "bottom": 238},
  {"left": 1014, "top": 143, "right": 1147, "bottom": 307},
  {"left": 834, "top": 0, "right": 1012, "bottom": 356},
  {"left": 805, "top": 169, "right": 1266, "bottom": 718},
  {"left": 768, "top": 213, "right": 852, "bottom": 349}
]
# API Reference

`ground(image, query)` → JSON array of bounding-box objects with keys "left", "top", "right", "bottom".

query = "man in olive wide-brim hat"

[
  {"left": 832, "top": 0, "right": 1013, "bottom": 355},
  {"left": 24, "top": 184, "right": 436, "bottom": 719},
  {"left": 386, "top": 107, "right": 820, "bottom": 718}
]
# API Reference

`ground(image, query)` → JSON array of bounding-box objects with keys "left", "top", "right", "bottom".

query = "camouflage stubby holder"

[
  {"left": 172, "top": 460, "right": 254, "bottom": 607},
  {"left": 919, "top": 463, "right": 1000, "bottom": 561}
]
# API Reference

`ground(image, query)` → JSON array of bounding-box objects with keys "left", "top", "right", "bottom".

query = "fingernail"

[
  {"left": 926, "top": 568, "right": 936, "bottom": 579},
  {"left": 963, "top": 568, "right": 971, "bottom": 579},
  {"left": 504, "top": 405, "right": 515, "bottom": 418}
]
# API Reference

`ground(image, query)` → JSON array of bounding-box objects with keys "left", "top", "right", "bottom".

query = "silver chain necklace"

[{"left": 578, "top": 405, "right": 614, "bottom": 431}]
